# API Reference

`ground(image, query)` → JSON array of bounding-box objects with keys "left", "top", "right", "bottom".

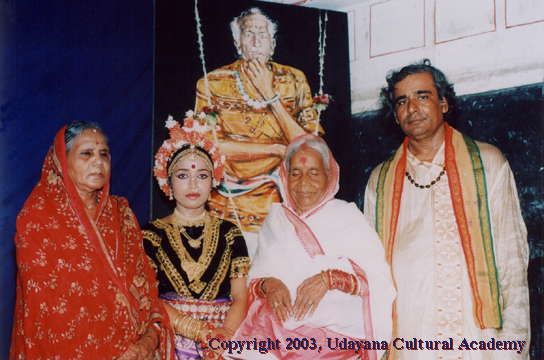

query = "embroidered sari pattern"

[{"left": 11, "top": 126, "right": 173, "bottom": 360}]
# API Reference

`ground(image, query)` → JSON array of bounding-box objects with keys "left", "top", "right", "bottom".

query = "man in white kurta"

[{"left": 364, "top": 60, "right": 530, "bottom": 359}]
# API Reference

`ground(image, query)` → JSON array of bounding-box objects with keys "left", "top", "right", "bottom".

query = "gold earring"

[{"left": 169, "top": 189, "right": 173, "bottom": 201}]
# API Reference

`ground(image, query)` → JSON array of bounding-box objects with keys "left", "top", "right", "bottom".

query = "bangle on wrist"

[
  {"left": 173, "top": 313, "right": 204, "bottom": 342},
  {"left": 255, "top": 278, "right": 268, "bottom": 298},
  {"left": 321, "top": 270, "right": 331, "bottom": 290},
  {"left": 326, "top": 269, "right": 359, "bottom": 295},
  {"left": 252, "top": 278, "right": 266, "bottom": 298},
  {"left": 264, "top": 93, "right": 280, "bottom": 106}
]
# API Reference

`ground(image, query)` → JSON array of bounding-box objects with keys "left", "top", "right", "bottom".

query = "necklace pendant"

[{"left": 187, "top": 238, "right": 202, "bottom": 249}]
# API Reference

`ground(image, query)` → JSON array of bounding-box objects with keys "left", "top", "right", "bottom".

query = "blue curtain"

[{"left": 0, "top": 1, "right": 154, "bottom": 356}]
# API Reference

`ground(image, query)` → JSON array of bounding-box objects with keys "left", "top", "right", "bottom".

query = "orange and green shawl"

[{"left": 375, "top": 123, "right": 502, "bottom": 332}]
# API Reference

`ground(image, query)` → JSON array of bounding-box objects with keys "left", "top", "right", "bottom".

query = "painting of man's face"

[{"left": 238, "top": 13, "right": 275, "bottom": 62}]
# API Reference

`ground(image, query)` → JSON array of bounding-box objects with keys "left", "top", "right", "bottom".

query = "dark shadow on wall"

[{"left": 346, "top": 83, "right": 544, "bottom": 359}]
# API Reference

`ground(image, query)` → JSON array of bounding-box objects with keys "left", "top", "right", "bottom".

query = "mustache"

[{"left": 405, "top": 114, "right": 426, "bottom": 122}]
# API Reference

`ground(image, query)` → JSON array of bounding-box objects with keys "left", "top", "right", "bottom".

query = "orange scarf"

[{"left": 375, "top": 124, "right": 501, "bottom": 356}]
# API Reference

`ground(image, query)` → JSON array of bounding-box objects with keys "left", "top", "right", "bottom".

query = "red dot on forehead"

[
  {"left": 299, "top": 156, "right": 307, "bottom": 164},
  {"left": 96, "top": 141, "right": 99, "bottom": 145},
  {"left": 191, "top": 164, "right": 196, "bottom": 169}
]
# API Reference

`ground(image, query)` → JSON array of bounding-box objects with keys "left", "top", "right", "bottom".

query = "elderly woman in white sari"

[{"left": 228, "top": 134, "right": 396, "bottom": 360}]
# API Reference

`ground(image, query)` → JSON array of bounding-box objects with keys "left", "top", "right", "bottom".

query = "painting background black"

[
  {"left": 348, "top": 83, "right": 544, "bottom": 358},
  {"left": 153, "top": 0, "right": 351, "bottom": 219}
]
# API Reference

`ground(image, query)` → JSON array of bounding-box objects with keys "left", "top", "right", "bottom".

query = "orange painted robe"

[{"left": 195, "top": 60, "right": 321, "bottom": 232}]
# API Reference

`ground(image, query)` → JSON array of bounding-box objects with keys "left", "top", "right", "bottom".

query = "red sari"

[{"left": 10, "top": 125, "right": 175, "bottom": 360}]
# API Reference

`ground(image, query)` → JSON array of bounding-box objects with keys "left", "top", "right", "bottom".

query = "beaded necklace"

[
  {"left": 234, "top": 71, "right": 279, "bottom": 110},
  {"left": 405, "top": 166, "right": 446, "bottom": 189}
]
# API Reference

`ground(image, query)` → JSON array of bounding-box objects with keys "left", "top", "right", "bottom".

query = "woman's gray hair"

[
  {"left": 230, "top": 8, "right": 277, "bottom": 55},
  {"left": 284, "top": 137, "right": 331, "bottom": 177},
  {"left": 65, "top": 121, "right": 108, "bottom": 155}
]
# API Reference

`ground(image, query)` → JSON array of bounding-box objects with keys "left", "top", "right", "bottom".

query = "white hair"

[
  {"left": 284, "top": 137, "right": 331, "bottom": 177},
  {"left": 230, "top": 8, "right": 277, "bottom": 56}
]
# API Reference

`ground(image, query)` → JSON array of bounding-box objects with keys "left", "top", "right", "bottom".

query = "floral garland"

[
  {"left": 201, "top": 105, "right": 221, "bottom": 126},
  {"left": 312, "top": 10, "right": 331, "bottom": 135},
  {"left": 154, "top": 111, "right": 226, "bottom": 196},
  {"left": 313, "top": 93, "right": 331, "bottom": 112}
]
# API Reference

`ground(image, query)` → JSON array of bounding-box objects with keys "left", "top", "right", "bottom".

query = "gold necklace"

[
  {"left": 172, "top": 208, "right": 206, "bottom": 227},
  {"left": 172, "top": 209, "right": 208, "bottom": 249},
  {"left": 180, "top": 225, "right": 206, "bottom": 249}
]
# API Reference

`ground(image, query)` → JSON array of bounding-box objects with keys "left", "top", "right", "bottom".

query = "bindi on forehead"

[
  {"left": 191, "top": 164, "right": 196, "bottom": 169},
  {"left": 299, "top": 157, "right": 307, "bottom": 165}
]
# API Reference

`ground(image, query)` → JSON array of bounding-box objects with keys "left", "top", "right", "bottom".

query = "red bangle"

[
  {"left": 254, "top": 278, "right": 267, "bottom": 298},
  {"left": 327, "top": 269, "right": 358, "bottom": 294}
]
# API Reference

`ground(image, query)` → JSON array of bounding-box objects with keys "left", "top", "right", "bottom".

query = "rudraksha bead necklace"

[{"left": 405, "top": 166, "right": 446, "bottom": 189}]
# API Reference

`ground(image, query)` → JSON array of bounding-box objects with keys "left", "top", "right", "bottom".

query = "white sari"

[{"left": 231, "top": 134, "right": 396, "bottom": 360}]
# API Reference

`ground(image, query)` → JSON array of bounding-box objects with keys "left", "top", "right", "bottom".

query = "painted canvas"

[{"left": 153, "top": 0, "right": 350, "bottom": 255}]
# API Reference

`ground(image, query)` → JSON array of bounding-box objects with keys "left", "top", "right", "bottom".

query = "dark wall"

[{"left": 347, "top": 83, "right": 544, "bottom": 359}]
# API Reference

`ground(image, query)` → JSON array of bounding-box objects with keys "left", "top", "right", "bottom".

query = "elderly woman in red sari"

[
  {"left": 11, "top": 121, "right": 174, "bottom": 360},
  {"left": 230, "top": 134, "right": 396, "bottom": 360}
]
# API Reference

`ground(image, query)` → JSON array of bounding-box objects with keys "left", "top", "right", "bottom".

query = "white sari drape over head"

[{"left": 233, "top": 134, "right": 396, "bottom": 359}]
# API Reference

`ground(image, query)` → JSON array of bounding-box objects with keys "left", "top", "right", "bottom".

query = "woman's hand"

[
  {"left": 292, "top": 273, "right": 328, "bottom": 321},
  {"left": 118, "top": 326, "right": 159, "bottom": 360},
  {"left": 200, "top": 326, "right": 233, "bottom": 357},
  {"left": 262, "top": 277, "right": 293, "bottom": 323}
]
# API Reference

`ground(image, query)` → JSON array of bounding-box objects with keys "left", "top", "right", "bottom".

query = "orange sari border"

[
  {"left": 446, "top": 128, "right": 501, "bottom": 328},
  {"left": 282, "top": 204, "right": 325, "bottom": 259}
]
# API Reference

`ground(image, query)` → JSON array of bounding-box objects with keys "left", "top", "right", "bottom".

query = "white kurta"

[{"left": 364, "top": 141, "right": 530, "bottom": 360}]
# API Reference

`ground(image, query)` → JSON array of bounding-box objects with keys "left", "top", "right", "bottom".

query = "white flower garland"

[
  {"left": 234, "top": 72, "right": 280, "bottom": 110},
  {"left": 315, "top": 10, "right": 328, "bottom": 135},
  {"left": 318, "top": 11, "right": 328, "bottom": 96}
]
